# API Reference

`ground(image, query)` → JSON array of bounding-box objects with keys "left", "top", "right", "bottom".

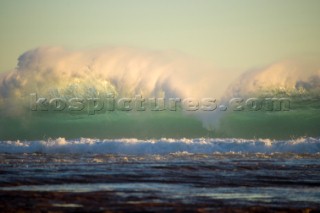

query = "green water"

[{"left": 0, "top": 111, "right": 209, "bottom": 140}]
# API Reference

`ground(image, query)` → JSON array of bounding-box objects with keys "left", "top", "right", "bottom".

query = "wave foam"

[{"left": 1, "top": 137, "right": 319, "bottom": 154}]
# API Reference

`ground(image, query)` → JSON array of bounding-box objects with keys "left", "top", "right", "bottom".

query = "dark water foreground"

[{"left": 0, "top": 153, "right": 319, "bottom": 212}]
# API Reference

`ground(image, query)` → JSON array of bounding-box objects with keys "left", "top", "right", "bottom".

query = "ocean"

[
  {"left": 1, "top": 137, "right": 320, "bottom": 212},
  {"left": 1, "top": 47, "right": 320, "bottom": 212}
]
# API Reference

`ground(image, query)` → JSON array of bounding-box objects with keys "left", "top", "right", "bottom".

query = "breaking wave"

[
  {"left": 1, "top": 137, "right": 319, "bottom": 154},
  {"left": 0, "top": 47, "right": 320, "bottom": 140}
]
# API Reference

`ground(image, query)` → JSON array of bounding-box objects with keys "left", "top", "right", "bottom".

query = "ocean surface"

[
  {"left": 1, "top": 31, "right": 320, "bottom": 212},
  {"left": 1, "top": 137, "right": 320, "bottom": 212}
]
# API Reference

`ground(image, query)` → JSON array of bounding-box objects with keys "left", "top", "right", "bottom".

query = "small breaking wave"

[{"left": 0, "top": 137, "right": 319, "bottom": 154}]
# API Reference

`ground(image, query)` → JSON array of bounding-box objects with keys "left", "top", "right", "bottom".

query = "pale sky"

[{"left": 0, "top": 0, "right": 320, "bottom": 73}]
